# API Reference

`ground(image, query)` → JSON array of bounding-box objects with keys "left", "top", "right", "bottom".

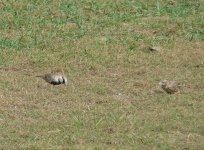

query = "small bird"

[
  {"left": 159, "top": 80, "right": 181, "bottom": 94},
  {"left": 37, "top": 72, "right": 68, "bottom": 85},
  {"left": 148, "top": 46, "right": 161, "bottom": 52}
]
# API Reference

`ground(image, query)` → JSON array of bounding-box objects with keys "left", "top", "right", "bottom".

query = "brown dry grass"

[{"left": 0, "top": 0, "right": 204, "bottom": 149}]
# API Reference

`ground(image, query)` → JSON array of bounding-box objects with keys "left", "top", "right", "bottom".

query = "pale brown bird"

[
  {"left": 37, "top": 72, "right": 68, "bottom": 85},
  {"left": 159, "top": 80, "right": 181, "bottom": 94}
]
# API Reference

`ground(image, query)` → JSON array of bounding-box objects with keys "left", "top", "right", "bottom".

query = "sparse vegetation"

[{"left": 0, "top": 0, "right": 204, "bottom": 149}]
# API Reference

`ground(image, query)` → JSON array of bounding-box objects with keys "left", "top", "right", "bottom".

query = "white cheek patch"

[{"left": 63, "top": 77, "right": 68, "bottom": 85}]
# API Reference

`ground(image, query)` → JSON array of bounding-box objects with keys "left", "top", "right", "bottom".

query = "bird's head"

[
  {"left": 159, "top": 80, "right": 168, "bottom": 87},
  {"left": 62, "top": 76, "right": 68, "bottom": 85}
]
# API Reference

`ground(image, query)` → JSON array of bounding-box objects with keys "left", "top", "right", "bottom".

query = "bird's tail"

[{"left": 36, "top": 75, "right": 44, "bottom": 78}]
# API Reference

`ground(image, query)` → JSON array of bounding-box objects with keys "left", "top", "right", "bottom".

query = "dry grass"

[{"left": 0, "top": 0, "right": 204, "bottom": 149}]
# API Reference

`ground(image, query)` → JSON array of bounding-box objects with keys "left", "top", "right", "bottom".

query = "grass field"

[{"left": 0, "top": 0, "right": 204, "bottom": 149}]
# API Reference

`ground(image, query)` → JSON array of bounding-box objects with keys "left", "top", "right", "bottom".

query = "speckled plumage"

[{"left": 159, "top": 80, "right": 180, "bottom": 94}]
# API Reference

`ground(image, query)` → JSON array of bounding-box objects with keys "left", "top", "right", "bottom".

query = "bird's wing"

[{"left": 166, "top": 82, "right": 178, "bottom": 91}]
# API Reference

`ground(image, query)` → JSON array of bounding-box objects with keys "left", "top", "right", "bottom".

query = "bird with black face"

[{"left": 37, "top": 72, "right": 68, "bottom": 85}]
